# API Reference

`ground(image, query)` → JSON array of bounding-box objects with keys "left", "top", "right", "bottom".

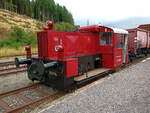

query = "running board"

[{"left": 75, "top": 69, "right": 114, "bottom": 86}]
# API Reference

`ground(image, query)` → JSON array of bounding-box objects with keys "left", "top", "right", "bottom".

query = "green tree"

[{"left": 0, "top": 0, "right": 74, "bottom": 25}]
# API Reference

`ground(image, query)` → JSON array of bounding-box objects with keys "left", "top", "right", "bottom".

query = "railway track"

[
  {"left": 0, "top": 83, "right": 63, "bottom": 113},
  {"left": 0, "top": 61, "right": 27, "bottom": 77},
  {"left": 0, "top": 53, "right": 37, "bottom": 59},
  {"left": 0, "top": 61, "right": 15, "bottom": 67},
  {"left": 0, "top": 66, "right": 27, "bottom": 77}
]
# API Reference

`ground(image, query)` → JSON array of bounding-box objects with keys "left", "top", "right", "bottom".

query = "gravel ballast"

[
  {"left": 0, "top": 72, "right": 33, "bottom": 94},
  {"left": 41, "top": 57, "right": 150, "bottom": 113}
]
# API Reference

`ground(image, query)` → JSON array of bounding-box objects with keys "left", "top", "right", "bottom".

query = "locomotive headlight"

[{"left": 54, "top": 45, "right": 64, "bottom": 52}]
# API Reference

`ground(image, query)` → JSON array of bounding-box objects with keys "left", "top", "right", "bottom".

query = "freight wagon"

[{"left": 127, "top": 28, "right": 150, "bottom": 60}]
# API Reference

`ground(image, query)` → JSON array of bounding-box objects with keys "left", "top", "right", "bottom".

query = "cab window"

[
  {"left": 117, "top": 34, "right": 126, "bottom": 48},
  {"left": 100, "top": 32, "right": 112, "bottom": 46}
]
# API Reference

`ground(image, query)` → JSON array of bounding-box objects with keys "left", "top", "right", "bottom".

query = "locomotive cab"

[
  {"left": 99, "top": 28, "right": 128, "bottom": 68},
  {"left": 15, "top": 21, "right": 128, "bottom": 90}
]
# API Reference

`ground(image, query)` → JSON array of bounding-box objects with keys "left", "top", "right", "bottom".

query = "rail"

[
  {"left": 0, "top": 61, "right": 27, "bottom": 77},
  {"left": 0, "top": 83, "right": 62, "bottom": 113}
]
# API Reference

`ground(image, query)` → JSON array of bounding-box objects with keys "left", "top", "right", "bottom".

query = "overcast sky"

[{"left": 54, "top": 0, "right": 150, "bottom": 25}]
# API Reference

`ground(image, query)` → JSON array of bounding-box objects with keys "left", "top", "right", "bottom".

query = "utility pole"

[{"left": 87, "top": 19, "right": 89, "bottom": 26}]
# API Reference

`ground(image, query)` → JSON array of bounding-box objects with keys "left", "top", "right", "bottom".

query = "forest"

[{"left": 0, "top": 0, "right": 74, "bottom": 25}]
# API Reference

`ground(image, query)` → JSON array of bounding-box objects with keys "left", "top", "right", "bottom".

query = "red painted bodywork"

[
  {"left": 38, "top": 31, "right": 99, "bottom": 60},
  {"left": 37, "top": 25, "right": 128, "bottom": 77},
  {"left": 127, "top": 28, "right": 150, "bottom": 54},
  {"left": 66, "top": 58, "right": 78, "bottom": 78}
]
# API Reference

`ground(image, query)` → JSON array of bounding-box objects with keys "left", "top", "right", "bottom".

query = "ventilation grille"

[{"left": 37, "top": 32, "right": 48, "bottom": 58}]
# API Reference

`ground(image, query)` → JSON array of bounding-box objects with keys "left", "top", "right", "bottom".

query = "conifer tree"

[{"left": 0, "top": 0, "right": 74, "bottom": 24}]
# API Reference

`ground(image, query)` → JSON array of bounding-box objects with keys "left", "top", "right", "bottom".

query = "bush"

[
  {"left": 54, "top": 22, "right": 76, "bottom": 31},
  {"left": 0, "top": 26, "right": 36, "bottom": 49}
]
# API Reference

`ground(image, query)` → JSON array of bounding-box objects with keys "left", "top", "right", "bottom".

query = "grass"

[
  {"left": 0, "top": 26, "right": 11, "bottom": 40},
  {"left": 0, "top": 22, "right": 76, "bottom": 58},
  {"left": 0, "top": 47, "right": 37, "bottom": 57},
  {"left": 55, "top": 22, "right": 76, "bottom": 31}
]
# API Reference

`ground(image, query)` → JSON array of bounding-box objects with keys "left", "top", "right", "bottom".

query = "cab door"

[
  {"left": 113, "top": 34, "right": 128, "bottom": 67},
  {"left": 99, "top": 32, "right": 128, "bottom": 69},
  {"left": 99, "top": 32, "right": 114, "bottom": 68}
]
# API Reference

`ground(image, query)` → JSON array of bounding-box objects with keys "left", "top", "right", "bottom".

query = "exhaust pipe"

[
  {"left": 43, "top": 61, "right": 57, "bottom": 69},
  {"left": 15, "top": 58, "right": 32, "bottom": 67}
]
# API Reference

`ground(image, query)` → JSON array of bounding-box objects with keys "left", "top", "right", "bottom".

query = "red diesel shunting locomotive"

[{"left": 15, "top": 21, "right": 128, "bottom": 90}]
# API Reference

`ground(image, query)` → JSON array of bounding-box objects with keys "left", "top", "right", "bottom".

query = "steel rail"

[
  {"left": 0, "top": 83, "right": 61, "bottom": 113},
  {"left": 0, "top": 68, "right": 27, "bottom": 77},
  {"left": 0, "top": 61, "right": 15, "bottom": 67},
  {"left": 0, "top": 53, "right": 37, "bottom": 59},
  {"left": 8, "top": 91, "right": 60, "bottom": 113},
  {"left": 0, "top": 66, "right": 26, "bottom": 72}
]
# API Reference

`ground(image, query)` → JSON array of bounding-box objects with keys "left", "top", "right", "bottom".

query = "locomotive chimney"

[{"left": 47, "top": 20, "right": 54, "bottom": 30}]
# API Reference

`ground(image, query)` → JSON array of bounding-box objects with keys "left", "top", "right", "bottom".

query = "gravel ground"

[
  {"left": 0, "top": 72, "right": 33, "bottom": 93},
  {"left": 40, "top": 57, "right": 150, "bottom": 113},
  {"left": 0, "top": 57, "right": 35, "bottom": 94}
]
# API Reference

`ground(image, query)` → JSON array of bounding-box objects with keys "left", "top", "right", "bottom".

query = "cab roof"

[{"left": 110, "top": 27, "right": 128, "bottom": 34}]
